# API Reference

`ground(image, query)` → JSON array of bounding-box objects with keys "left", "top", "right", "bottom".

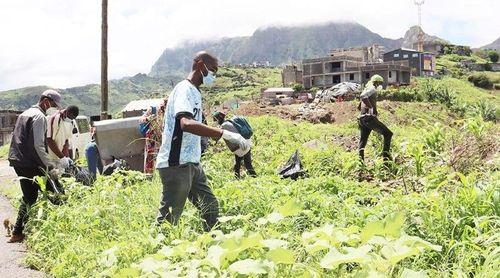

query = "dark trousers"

[
  {"left": 12, "top": 167, "right": 47, "bottom": 235},
  {"left": 85, "top": 142, "right": 103, "bottom": 179},
  {"left": 234, "top": 150, "right": 257, "bottom": 178},
  {"left": 157, "top": 164, "right": 219, "bottom": 231},
  {"left": 358, "top": 116, "right": 393, "bottom": 161}
]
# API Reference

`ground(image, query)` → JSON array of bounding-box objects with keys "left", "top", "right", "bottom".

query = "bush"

[
  {"left": 494, "top": 84, "right": 500, "bottom": 90},
  {"left": 468, "top": 74, "right": 493, "bottom": 89},
  {"left": 488, "top": 51, "right": 499, "bottom": 63}
]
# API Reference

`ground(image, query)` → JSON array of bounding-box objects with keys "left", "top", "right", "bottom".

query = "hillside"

[
  {"left": 401, "top": 25, "right": 448, "bottom": 49},
  {"left": 150, "top": 22, "right": 403, "bottom": 77},
  {"left": 481, "top": 36, "right": 500, "bottom": 50},
  {"left": 0, "top": 74, "right": 175, "bottom": 116}
]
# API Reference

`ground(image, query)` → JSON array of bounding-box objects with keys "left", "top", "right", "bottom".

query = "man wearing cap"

[
  {"left": 358, "top": 75, "right": 393, "bottom": 162},
  {"left": 47, "top": 105, "right": 79, "bottom": 162},
  {"left": 7, "top": 89, "right": 68, "bottom": 243},
  {"left": 213, "top": 111, "right": 257, "bottom": 179},
  {"left": 156, "top": 51, "right": 249, "bottom": 231}
]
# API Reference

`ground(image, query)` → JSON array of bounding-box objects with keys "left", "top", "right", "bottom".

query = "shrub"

[
  {"left": 468, "top": 74, "right": 493, "bottom": 89},
  {"left": 494, "top": 84, "right": 500, "bottom": 90},
  {"left": 488, "top": 51, "right": 499, "bottom": 63}
]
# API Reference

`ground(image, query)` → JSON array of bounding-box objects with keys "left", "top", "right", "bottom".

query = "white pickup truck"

[{"left": 71, "top": 116, "right": 92, "bottom": 160}]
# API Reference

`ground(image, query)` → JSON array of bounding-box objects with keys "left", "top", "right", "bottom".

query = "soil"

[{"left": 0, "top": 160, "right": 43, "bottom": 277}]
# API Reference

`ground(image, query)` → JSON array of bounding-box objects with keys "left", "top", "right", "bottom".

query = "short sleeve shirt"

[
  {"left": 46, "top": 112, "right": 73, "bottom": 160},
  {"left": 156, "top": 80, "right": 203, "bottom": 168}
]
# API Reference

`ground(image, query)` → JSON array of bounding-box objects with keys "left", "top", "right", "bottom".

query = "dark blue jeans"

[{"left": 85, "top": 142, "right": 103, "bottom": 179}]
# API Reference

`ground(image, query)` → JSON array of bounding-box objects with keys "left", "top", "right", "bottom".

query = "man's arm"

[
  {"left": 180, "top": 116, "right": 223, "bottom": 138},
  {"left": 361, "top": 98, "right": 373, "bottom": 108},
  {"left": 47, "top": 138, "right": 65, "bottom": 158},
  {"left": 32, "top": 115, "right": 55, "bottom": 168}
]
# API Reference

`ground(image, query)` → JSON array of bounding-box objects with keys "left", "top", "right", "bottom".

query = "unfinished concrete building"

[
  {"left": 330, "top": 44, "right": 384, "bottom": 63},
  {"left": 281, "top": 65, "right": 303, "bottom": 86},
  {"left": 383, "top": 48, "right": 436, "bottom": 77},
  {"left": 0, "top": 110, "right": 22, "bottom": 146},
  {"left": 301, "top": 55, "right": 411, "bottom": 89}
]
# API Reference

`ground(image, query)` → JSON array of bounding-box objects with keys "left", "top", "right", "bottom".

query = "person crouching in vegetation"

[
  {"left": 358, "top": 75, "right": 393, "bottom": 162},
  {"left": 155, "top": 51, "right": 249, "bottom": 231},
  {"left": 213, "top": 111, "right": 257, "bottom": 179},
  {"left": 46, "top": 105, "right": 79, "bottom": 162}
]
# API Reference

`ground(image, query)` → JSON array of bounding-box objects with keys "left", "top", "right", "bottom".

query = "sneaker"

[{"left": 7, "top": 234, "right": 24, "bottom": 243}]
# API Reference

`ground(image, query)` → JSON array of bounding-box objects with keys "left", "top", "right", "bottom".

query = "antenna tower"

[{"left": 414, "top": 0, "right": 425, "bottom": 52}]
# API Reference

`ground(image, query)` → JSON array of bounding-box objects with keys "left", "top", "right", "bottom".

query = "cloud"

[{"left": 0, "top": 0, "right": 498, "bottom": 90}]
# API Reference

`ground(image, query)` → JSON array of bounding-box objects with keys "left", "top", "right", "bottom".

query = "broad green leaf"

[
  {"left": 305, "top": 239, "right": 330, "bottom": 254},
  {"left": 352, "top": 268, "right": 388, "bottom": 278},
  {"left": 240, "top": 233, "right": 264, "bottom": 250},
  {"left": 360, "top": 221, "right": 385, "bottom": 242},
  {"left": 262, "top": 239, "right": 288, "bottom": 250},
  {"left": 257, "top": 212, "right": 284, "bottom": 226},
  {"left": 114, "top": 267, "right": 141, "bottom": 278},
  {"left": 99, "top": 246, "right": 119, "bottom": 267},
  {"left": 34, "top": 176, "right": 46, "bottom": 192},
  {"left": 206, "top": 245, "right": 226, "bottom": 270},
  {"left": 380, "top": 244, "right": 420, "bottom": 264},
  {"left": 384, "top": 213, "right": 405, "bottom": 238},
  {"left": 137, "top": 257, "right": 167, "bottom": 273},
  {"left": 320, "top": 245, "right": 372, "bottom": 269},
  {"left": 228, "top": 259, "right": 270, "bottom": 275},
  {"left": 400, "top": 268, "right": 428, "bottom": 278},
  {"left": 278, "top": 199, "right": 302, "bottom": 216},
  {"left": 266, "top": 248, "right": 295, "bottom": 264}
]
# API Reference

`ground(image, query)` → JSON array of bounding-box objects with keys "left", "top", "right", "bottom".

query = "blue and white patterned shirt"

[{"left": 156, "top": 80, "right": 202, "bottom": 168}]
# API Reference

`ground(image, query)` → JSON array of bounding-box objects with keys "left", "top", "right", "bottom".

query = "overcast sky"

[{"left": 0, "top": 0, "right": 499, "bottom": 91}]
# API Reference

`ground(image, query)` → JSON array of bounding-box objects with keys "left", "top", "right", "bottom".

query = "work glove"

[
  {"left": 49, "top": 168, "right": 62, "bottom": 180},
  {"left": 58, "top": 157, "right": 72, "bottom": 169},
  {"left": 221, "top": 130, "right": 250, "bottom": 156}
]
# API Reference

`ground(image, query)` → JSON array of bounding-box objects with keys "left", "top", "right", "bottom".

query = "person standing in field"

[
  {"left": 155, "top": 51, "right": 249, "bottom": 231},
  {"left": 46, "top": 105, "right": 79, "bottom": 162},
  {"left": 358, "top": 74, "right": 393, "bottom": 162},
  {"left": 139, "top": 99, "right": 167, "bottom": 175},
  {"left": 7, "top": 90, "right": 69, "bottom": 243},
  {"left": 213, "top": 111, "right": 257, "bottom": 179}
]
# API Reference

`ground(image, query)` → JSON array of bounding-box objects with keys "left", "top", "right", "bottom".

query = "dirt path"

[{"left": 0, "top": 160, "right": 43, "bottom": 278}]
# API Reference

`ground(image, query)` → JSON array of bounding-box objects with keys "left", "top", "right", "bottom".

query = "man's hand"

[
  {"left": 222, "top": 130, "right": 249, "bottom": 152},
  {"left": 58, "top": 157, "right": 72, "bottom": 169}
]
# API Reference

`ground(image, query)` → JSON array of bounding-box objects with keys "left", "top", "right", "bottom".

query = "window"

[
  {"left": 403, "top": 54, "right": 409, "bottom": 59},
  {"left": 393, "top": 53, "right": 400, "bottom": 58},
  {"left": 389, "top": 71, "right": 392, "bottom": 78},
  {"left": 365, "top": 72, "right": 370, "bottom": 79},
  {"left": 349, "top": 73, "right": 355, "bottom": 80},
  {"left": 412, "top": 53, "right": 419, "bottom": 58}
]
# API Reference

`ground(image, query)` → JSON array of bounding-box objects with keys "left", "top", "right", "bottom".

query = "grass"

[{"left": 20, "top": 107, "right": 499, "bottom": 276}]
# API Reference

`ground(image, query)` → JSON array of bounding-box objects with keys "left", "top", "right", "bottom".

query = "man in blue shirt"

[{"left": 156, "top": 51, "right": 249, "bottom": 231}]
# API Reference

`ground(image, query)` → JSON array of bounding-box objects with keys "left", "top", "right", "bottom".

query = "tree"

[
  {"left": 292, "top": 83, "right": 304, "bottom": 93},
  {"left": 488, "top": 51, "right": 499, "bottom": 63}
]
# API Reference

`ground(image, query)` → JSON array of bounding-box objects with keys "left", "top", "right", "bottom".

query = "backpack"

[{"left": 228, "top": 116, "right": 253, "bottom": 139}]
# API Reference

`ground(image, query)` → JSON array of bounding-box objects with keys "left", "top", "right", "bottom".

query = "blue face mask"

[{"left": 202, "top": 64, "right": 216, "bottom": 86}]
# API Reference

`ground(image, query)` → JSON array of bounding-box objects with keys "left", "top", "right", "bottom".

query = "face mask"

[
  {"left": 46, "top": 107, "right": 58, "bottom": 116},
  {"left": 202, "top": 64, "right": 216, "bottom": 86}
]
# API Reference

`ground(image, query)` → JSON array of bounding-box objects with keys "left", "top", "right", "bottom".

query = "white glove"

[
  {"left": 221, "top": 130, "right": 250, "bottom": 156},
  {"left": 368, "top": 108, "right": 374, "bottom": 115},
  {"left": 58, "top": 157, "right": 72, "bottom": 169}
]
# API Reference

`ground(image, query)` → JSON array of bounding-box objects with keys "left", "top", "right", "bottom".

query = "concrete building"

[
  {"left": 383, "top": 48, "right": 436, "bottom": 77},
  {"left": 301, "top": 55, "right": 411, "bottom": 89},
  {"left": 0, "top": 110, "right": 22, "bottom": 146},
  {"left": 261, "top": 87, "right": 295, "bottom": 99},
  {"left": 330, "top": 44, "right": 384, "bottom": 63},
  {"left": 281, "top": 65, "right": 303, "bottom": 86}
]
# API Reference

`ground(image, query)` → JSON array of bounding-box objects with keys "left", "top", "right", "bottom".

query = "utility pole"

[{"left": 101, "top": 0, "right": 108, "bottom": 120}]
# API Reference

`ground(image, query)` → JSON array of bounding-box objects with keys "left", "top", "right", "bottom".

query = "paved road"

[{"left": 0, "top": 160, "right": 43, "bottom": 278}]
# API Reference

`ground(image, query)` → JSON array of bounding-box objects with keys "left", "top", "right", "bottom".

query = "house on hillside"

[
  {"left": 281, "top": 65, "right": 303, "bottom": 86},
  {"left": 261, "top": 87, "right": 295, "bottom": 99},
  {"left": 383, "top": 48, "right": 436, "bottom": 77},
  {"left": 0, "top": 110, "right": 22, "bottom": 146}
]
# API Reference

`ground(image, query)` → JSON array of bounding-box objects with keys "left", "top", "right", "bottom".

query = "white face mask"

[
  {"left": 46, "top": 107, "right": 58, "bottom": 116},
  {"left": 202, "top": 64, "right": 216, "bottom": 86}
]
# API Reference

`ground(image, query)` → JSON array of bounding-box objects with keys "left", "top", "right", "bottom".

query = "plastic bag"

[{"left": 278, "top": 150, "right": 307, "bottom": 180}]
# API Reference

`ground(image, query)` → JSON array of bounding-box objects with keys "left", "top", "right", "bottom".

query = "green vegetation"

[
  {"left": 203, "top": 67, "right": 282, "bottom": 107},
  {"left": 21, "top": 98, "right": 499, "bottom": 276},
  {"left": 488, "top": 50, "right": 499, "bottom": 63},
  {"left": 0, "top": 144, "right": 8, "bottom": 160}
]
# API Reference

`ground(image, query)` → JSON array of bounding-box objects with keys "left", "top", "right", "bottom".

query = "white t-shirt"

[
  {"left": 156, "top": 80, "right": 203, "bottom": 168},
  {"left": 46, "top": 112, "right": 73, "bottom": 160}
]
